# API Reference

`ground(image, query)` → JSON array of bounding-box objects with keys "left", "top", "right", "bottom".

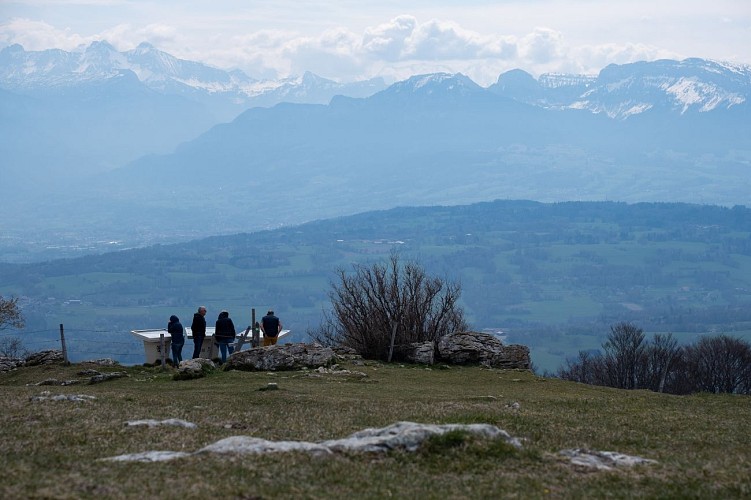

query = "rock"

[
  {"left": 84, "top": 358, "right": 118, "bottom": 366},
  {"left": 174, "top": 358, "right": 216, "bottom": 380},
  {"left": 198, "top": 436, "right": 332, "bottom": 456},
  {"left": 485, "top": 345, "right": 531, "bottom": 370},
  {"left": 322, "top": 421, "right": 522, "bottom": 453},
  {"left": 88, "top": 371, "right": 128, "bottom": 384},
  {"left": 35, "top": 378, "right": 81, "bottom": 386},
  {"left": 30, "top": 391, "right": 96, "bottom": 402},
  {"left": 400, "top": 342, "right": 436, "bottom": 365},
  {"left": 0, "top": 356, "right": 25, "bottom": 372},
  {"left": 101, "top": 451, "right": 192, "bottom": 462},
  {"left": 559, "top": 448, "right": 658, "bottom": 470},
  {"left": 225, "top": 343, "right": 337, "bottom": 371},
  {"left": 309, "top": 366, "right": 367, "bottom": 379},
  {"left": 331, "top": 346, "right": 362, "bottom": 360},
  {"left": 24, "top": 350, "right": 64, "bottom": 366},
  {"left": 77, "top": 369, "right": 101, "bottom": 377},
  {"left": 126, "top": 418, "right": 197, "bottom": 429},
  {"left": 437, "top": 332, "right": 530, "bottom": 369},
  {"left": 101, "top": 421, "right": 522, "bottom": 462}
]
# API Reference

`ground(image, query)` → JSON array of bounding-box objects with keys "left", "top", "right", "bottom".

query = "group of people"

[{"left": 166, "top": 307, "right": 283, "bottom": 364}]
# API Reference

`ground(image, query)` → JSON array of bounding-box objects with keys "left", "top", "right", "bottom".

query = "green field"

[
  {"left": 3, "top": 200, "right": 751, "bottom": 373},
  {"left": 1, "top": 359, "right": 749, "bottom": 498}
]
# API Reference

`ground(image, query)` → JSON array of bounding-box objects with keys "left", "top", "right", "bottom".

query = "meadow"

[{"left": 1, "top": 358, "right": 749, "bottom": 499}]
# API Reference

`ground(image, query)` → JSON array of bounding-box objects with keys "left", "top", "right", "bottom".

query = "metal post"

[
  {"left": 159, "top": 333, "right": 166, "bottom": 370},
  {"left": 59, "top": 323, "right": 69, "bottom": 365},
  {"left": 251, "top": 308, "right": 259, "bottom": 348}
]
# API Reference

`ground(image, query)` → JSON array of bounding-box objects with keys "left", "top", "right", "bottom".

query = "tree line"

[{"left": 557, "top": 322, "right": 751, "bottom": 395}]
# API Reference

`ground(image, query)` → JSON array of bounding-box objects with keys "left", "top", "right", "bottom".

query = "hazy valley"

[{"left": 2, "top": 44, "right": 751, "bottom": 373}]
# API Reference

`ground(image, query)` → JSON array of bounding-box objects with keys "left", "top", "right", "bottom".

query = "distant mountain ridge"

[
  {"left": 3, "top": 42, "right": 749, "bottom": 120},
  {"left": 1, "top": 43, "right": 750, "bottom": 259},
  {"left": 0, "top": 42, "right": 387, "bottom": 115},
  {"left": 490, "top": 58, "right": 750, "bottom": 119}
]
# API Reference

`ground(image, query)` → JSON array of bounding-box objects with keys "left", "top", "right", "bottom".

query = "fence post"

[
  {"left": 59, "top": 323, "right": 69, "bottom": 365},
  {"left": 235, "top": 326, "right": 251, "bottom": 352},
  {"left": 251, "top": 308, "right": 259, "bottom": 347},
  {"left": 159, "top": 333, "right": 166, "bottom": 370}
]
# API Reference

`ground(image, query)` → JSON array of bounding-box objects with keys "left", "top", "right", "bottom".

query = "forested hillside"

[{"left": 2, "top": 200, "right": 751, "bottom": 371}]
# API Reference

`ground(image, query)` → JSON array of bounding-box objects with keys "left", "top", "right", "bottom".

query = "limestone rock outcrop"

[
  {"left": 225, "top": 343, "right": 337, "bottom": 371},
  {"left": 402, "top": 332, "right": 530, "bottom": 369}
]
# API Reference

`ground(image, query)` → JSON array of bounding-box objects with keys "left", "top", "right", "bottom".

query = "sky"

[{"left": 1, "top": 0, "right": 750, "bottom": 85}]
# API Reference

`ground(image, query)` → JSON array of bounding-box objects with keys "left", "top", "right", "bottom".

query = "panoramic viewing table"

[{"left": 130, "top": 327, "right": 290, "bottom": 364}]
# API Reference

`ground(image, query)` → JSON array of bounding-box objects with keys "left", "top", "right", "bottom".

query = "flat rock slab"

[
  {"left": 559, "top": 448, "right": 658, "bottom": 470},
  {"left": 101, "top": 421, "right": 521, "bottom": 462},
  {"left": 126, "top": 419, "right": 197, "bottom": 429}
]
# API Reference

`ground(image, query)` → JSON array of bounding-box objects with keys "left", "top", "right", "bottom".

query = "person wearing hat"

[{"left": 260, "top": 309, "right": 282, "bottom": 346}]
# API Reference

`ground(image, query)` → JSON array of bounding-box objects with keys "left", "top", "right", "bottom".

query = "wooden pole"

[
  {"left": 159, "top": 333, "right": 166, "bottom": 370},
  {"left": 251, "top": 308, "right": 259, "bottom": 348},
  {"left": 59, "top": 323, "right": 69, "bottom": 365},
  {"left": 387, "top": 323, "right": 398, "bottom": 363},
  {"left": 235, "top": 326, "right": 251, "bottom": 352}
]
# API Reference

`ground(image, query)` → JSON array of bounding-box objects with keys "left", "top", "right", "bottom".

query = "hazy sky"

[{"left": 2, "top": 0, "right": 749, "bottom": 85}]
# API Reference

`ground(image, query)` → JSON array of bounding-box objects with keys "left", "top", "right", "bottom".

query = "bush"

[{"left": 310, "top": 252, "right": 468, "bottom": 361}]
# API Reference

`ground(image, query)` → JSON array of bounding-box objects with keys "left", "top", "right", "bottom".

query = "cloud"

[
  {"left": 0, "top": 18, "right": 91, "bottom": 50},
  {"left": 519, "top": 28, "right": 566, "bottom": 64},
  {"left": 3, "top": 8, "right": 748, "bottom": 86},
  {"left": 362, "top": 15, "right": 417, "bottom": 60}
]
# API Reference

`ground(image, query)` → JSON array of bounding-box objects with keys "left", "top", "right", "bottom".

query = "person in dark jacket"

[
  {"left": 261, "top": 309, "right": 282, "bottom": 347},
  {"left": 214, "top": 310, "right": 236, "bottom": 363},
  {"left": 190, "top": 305, "right": 207, "bottom": 359},
  {"left": 167, "top": 314, "right": 185, "bottom": 365}
]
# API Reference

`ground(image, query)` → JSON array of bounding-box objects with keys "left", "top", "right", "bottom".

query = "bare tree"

[
  {"left": 310, "top": 252, "right": 468, "bottom": 360},
  {"left": 684, "top": 335, "right": 751, "bottom": 394},
  {"left": 602, "top": 322, "right": 646, "bottom": 389},
  {"left": 642, "top": 333, "right": 683, "bottom": 393},
  {"left": 558, "top": 350, "right": 604, "bottom": 385},
  {"left": 0, "top": 296, "right": 25, "bottom": 331},
  {"left": 0, "top": 337, "right": 27, "bottom": 358}
]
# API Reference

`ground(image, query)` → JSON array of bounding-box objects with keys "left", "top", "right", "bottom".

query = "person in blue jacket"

[
  {"left": 167, "top": 315, "right": 185, "bottom": 365},
  {"left": 214, "top": 310, "right": 236, "bottom": 363}
]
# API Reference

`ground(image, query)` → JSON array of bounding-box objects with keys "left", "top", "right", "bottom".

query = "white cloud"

[
  {"left": 0, "top": 19, "right": 91, "bottom": 50},
  {"left": 362, "top": 15, "right": 417, "bottom": 60},
  {"left": 519, "top": 28, "right": 566, "bottom": 65},
  {"left": 2, "top": 1, "right": 750, "bottom": 86}
]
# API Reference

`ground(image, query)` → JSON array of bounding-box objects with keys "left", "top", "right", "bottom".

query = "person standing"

[
  {"left": 261, "top": 309, "right": 282, "bottom": 347},
  {"left": 190, "top": 306, "right": 207, "bottom": 359},
  {"left": 214, "top": 310, "right": 236, "bottom": 363},
  {"left": 167, "top": 315, "right": 185, "bottom": 365}
]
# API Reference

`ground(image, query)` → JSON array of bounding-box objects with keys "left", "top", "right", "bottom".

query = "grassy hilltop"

[{"left": 1, "top": 359, "right": 749, "bottom": 499}]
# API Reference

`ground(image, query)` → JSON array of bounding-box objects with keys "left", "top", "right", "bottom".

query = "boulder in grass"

[
  {"left": 24, "top": 350, "right": 64, "bottom": 366},
  {"left": 0, "top": 356, "right": 24, "bottom": 373},
  {"left": 400, "top": 342, "right": 436, "bottom": 365},
  {"left": 225, "top": 343, "right": 337, "bottom": 371},
  {"left": 437, "top": 332, "right": 530, "bottom": 370},
  {"left": 173, "top": 358, "right": 216, "bottom": 380}
]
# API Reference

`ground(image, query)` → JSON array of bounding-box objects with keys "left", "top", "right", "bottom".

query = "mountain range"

[{"left": 1, "top": 42, "right": 750, "bottom": 262}]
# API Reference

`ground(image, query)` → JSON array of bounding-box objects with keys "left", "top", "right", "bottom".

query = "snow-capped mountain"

[
  {"left": 490, "top": 58, "right": 750, "bottom": 119},
  {"left": 2, "top": 46, "right": 750, "bottom": 251},
  {"left": 0, "top": 42, "right": 386, "bottom": 116}
]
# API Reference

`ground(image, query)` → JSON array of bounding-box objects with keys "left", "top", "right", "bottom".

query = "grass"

[{"left": 1, "top": 359, "right": 750, "bottom": 499}]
